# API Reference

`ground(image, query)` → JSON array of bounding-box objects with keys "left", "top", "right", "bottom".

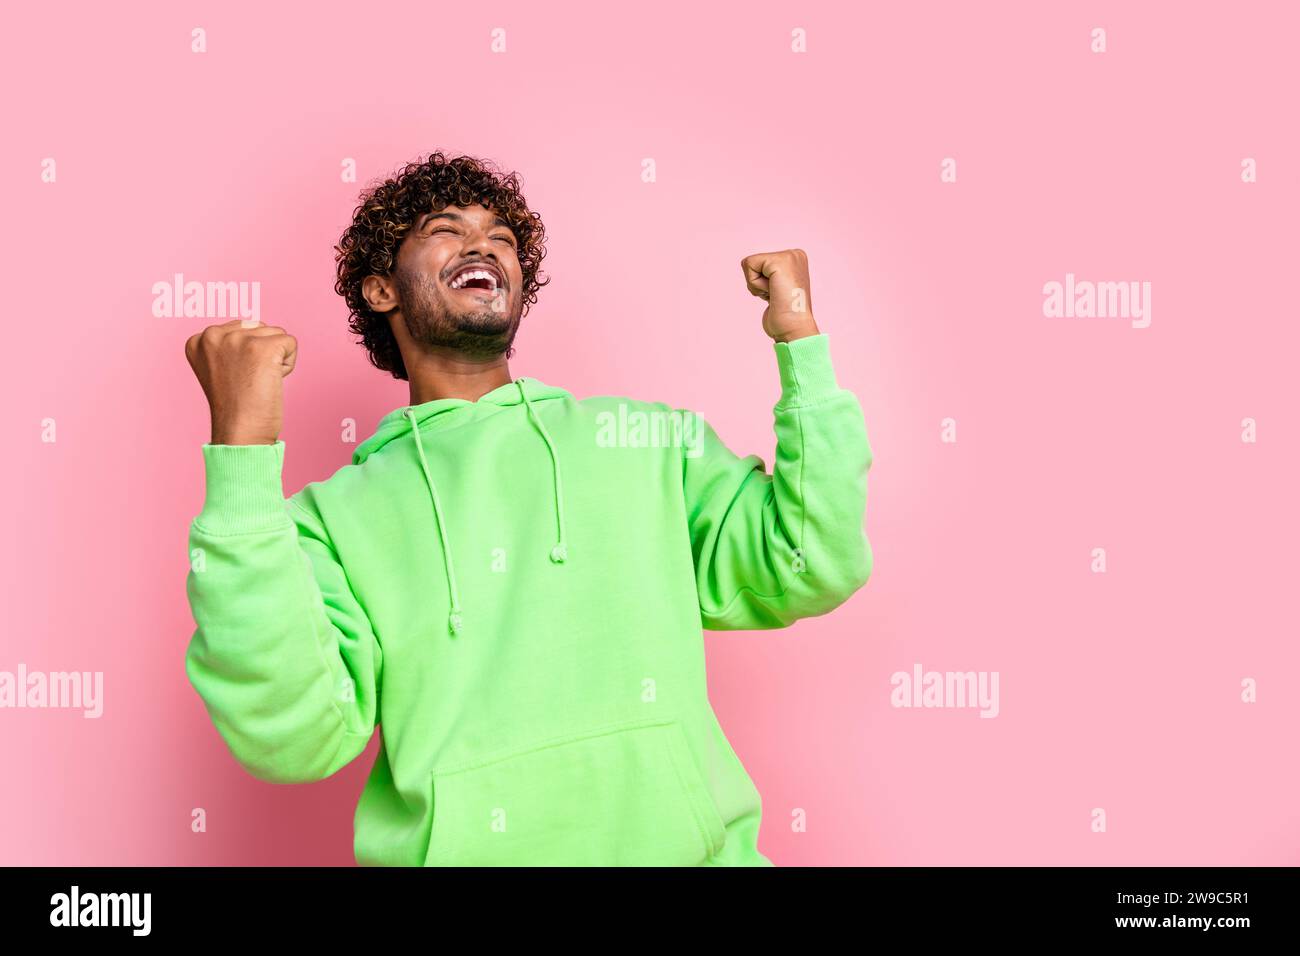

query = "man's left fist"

[{"left": 741, "top": 248, "right": 820, "bottom": 343}]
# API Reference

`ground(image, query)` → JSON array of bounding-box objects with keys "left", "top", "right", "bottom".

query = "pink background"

[{"left": 2, "top": 1, "right": 1297, "bottom": 865}]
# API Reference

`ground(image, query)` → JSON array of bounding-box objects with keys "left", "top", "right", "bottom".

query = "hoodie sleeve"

[
  {"left": 682, "top": 333, "right": 873, "bottom": 630},
  {"left": 184, "top": 440, "right": 382, "bottom": 784}
]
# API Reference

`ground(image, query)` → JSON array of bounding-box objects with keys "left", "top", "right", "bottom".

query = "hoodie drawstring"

[
  {"left": 405, "top": 408, "right": 464, "bottom": 636},
  {"left": 403, "top": 378, "right": 567, "bottom": 639},
  {"left": 518, "top": 378, "right": 568, "bottom": 565}
]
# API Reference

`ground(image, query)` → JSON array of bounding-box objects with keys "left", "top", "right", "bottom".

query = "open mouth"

[
  {"left": 453, "top": 285, "right": 498, "bottom": 299},
  {"left": 446, "top": 263, "right": 504, "bottom": 296}
]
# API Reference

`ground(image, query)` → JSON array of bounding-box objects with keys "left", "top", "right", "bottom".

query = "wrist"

[
  {"left": 772, "top": 318, "right": 820, "bottom": 343},
  {"left": 211, "top": 415, "right": 279, "bottom": 446},
  {"left": 210, "top": 426, "right": 279, "bottom": 446}
]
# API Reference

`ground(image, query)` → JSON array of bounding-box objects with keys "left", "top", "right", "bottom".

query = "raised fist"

[
  {"left": 184, "top": 319, "right": 298, "bottom": 445},
  {"left": 740, "top": 249, "right": 820, "bottom": 343}
]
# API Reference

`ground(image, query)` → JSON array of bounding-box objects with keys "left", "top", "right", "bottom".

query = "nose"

[
  {"left": 448, "top": 231, "right": 507, "bottom": 288},
  {"left": 459, "top": 225, "right": 495, "bottom": 260}
]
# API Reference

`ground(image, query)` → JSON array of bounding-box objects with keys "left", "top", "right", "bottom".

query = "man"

[{"left": 183, "top": 151, "right": 873, "bottom": 866}]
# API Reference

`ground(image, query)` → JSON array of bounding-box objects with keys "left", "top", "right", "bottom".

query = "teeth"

[{"left": 449, "top": 269, "right": 499, "bottom": 291}]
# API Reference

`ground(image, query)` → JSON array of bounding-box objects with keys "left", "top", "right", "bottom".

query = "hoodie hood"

[
  {"left": 354, "top": 377, "right": 572, "bottom": 638},
  {"left": 353, "top": 376, "right": 571, "bottom": 465}
]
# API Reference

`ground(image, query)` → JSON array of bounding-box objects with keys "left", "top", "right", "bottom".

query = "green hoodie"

[{"left": 184, "top": 333, "right": 873, "bottom": 866}]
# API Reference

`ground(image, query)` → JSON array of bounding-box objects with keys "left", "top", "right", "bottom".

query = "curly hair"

[{"left": 333, "top": 151, "right": 550, "bottom": 379}]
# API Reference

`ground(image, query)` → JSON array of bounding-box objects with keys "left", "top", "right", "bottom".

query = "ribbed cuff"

[
  {"left": 195, "top": 440, "right": 293, "bottom": 535},
  {"left": 775, "top": 333, "right": 840, "bottom": 407}
]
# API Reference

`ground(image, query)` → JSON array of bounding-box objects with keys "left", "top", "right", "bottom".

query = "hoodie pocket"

[{"left": 424, "top": 717, "right": 727, "bottom": 866}]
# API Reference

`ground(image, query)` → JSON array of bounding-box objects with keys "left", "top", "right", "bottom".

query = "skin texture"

[{"left": 185, "top": 198, "right": 819, "bottom": 444}]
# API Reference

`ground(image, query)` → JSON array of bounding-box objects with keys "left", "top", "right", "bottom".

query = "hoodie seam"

[
  {"left": 773, "top": 390, "right": 847, "bottom": 413},
  {"left": 795, "top": 404, "right": 808, "bottom": 553},
  {"left": 191, "top": 516, "right": 296, "bottom": 538},
  {"left": 681, "top": 450, "right": 796, "bottom": 623},
  {"left": 696, "top": 402, "right": 810, "bottom": 625},
  {"left": 432, "top": 715, "right": 683, "bottom": 776},
  {"left": 284, "top": 498, "right": 387, "bottom": 716},
  {"left": 280, "top": 503, "right": 369, "bottom": 759},
  {"left": 702, "top": 577, "right": 794, "bottom": 626}
]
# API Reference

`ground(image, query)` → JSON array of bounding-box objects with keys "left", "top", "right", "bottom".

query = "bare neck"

[{"left": 405, "top": 348, "right": 514, "bottom": 405}]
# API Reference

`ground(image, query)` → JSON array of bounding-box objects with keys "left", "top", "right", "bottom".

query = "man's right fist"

[{"left": 184, "top": 319, "right": 298, "bottom": 445}]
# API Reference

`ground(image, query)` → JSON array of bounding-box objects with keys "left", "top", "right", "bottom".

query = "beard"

[{"left": 395, "top": 267, "right": 523, "bottom": 359}]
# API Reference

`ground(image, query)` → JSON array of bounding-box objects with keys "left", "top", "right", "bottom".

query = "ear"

[{"left": 363, "top": 273, "right": 399, "bottom": 314}]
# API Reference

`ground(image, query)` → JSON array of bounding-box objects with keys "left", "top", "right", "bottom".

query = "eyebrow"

[{"left": 418, "top": 209, "right": 514, "bottom": 233}]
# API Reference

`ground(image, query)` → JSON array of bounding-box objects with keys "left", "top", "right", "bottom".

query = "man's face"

[{"left": 390, "top": 202, "right": 525, "bottom": 358}]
